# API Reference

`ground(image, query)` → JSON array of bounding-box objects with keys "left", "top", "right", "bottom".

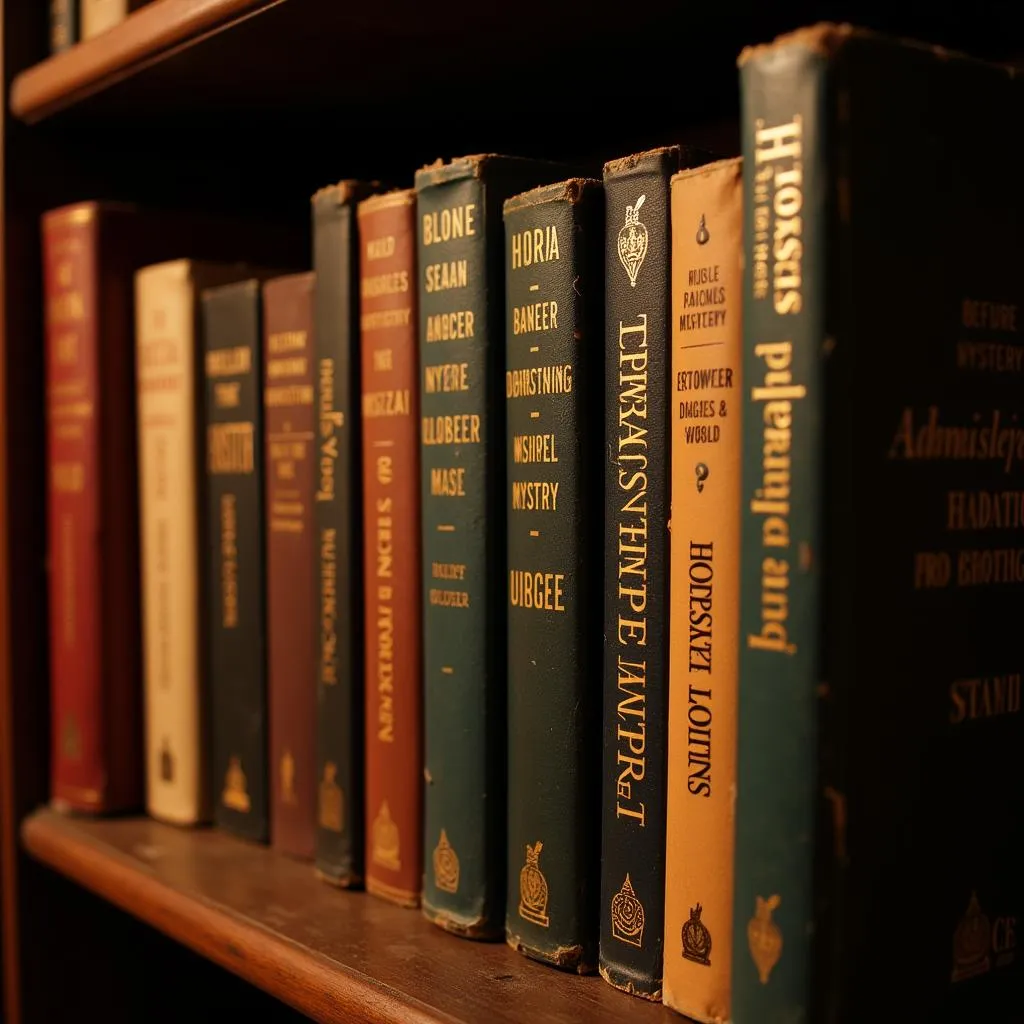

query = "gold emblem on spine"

[
  {"left": 318, "top": 761, "right": 343, "bottom": 831},
  {"left": 280, "top": 748, "right": 296, "bottom": 805},
  {"left": 159, "top": 737, "right": 174, "bottom": 783},
  {"left": 61, "top": 714, "right": 81, "bottom": 760},
  {"left": 518, "top": 841, "right": 550, "bottom": 928},
  {"left": 747, "top": 894, "right": 782, "bottom": 984},
  {"left": 617, "top": 194, "right": 648, "bottom": 287},
  {"left": 433, "top": 829, "right": 459, "bottom": 893},
  {"left": 372, "top": 801, "right": 401, "bottom": 870},
  {"left": 610, "top": 873, "right": 645, "bottom": 947},
  {"left": 952, "top": 892, "right": 992, "bottom": 982},
  {"left": 222, "top": 756, "right": 251, "bottom": 812}
]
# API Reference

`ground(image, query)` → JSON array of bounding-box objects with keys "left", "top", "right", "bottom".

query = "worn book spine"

[
  {"left": 312, "top": 181, "right": 378, "bottom": 885},
  {"left": 732, "top": 39, "right": 826, "bottom": 1023},
  {"left": 50, "top": 0, "right": 79, "bottom": 52},
  {"left": 136, "top": 260, "right": 205, "bottom": 824},
  {"left": 504, "top": 178, "right": 604, "bottom": 973},
  {"left": 358, "top": 189, "right": 423, "bottom": 907},
  {"left": 203, "top": 280, "right": 269, "bottom": 843},
  {"left": 599, "top": 145, "right": 687, "bottom": 999},
  {"left": 663, "top": 157, "right": 743, "bottom": 1022},
  {"left": 415, "top": 155, "right": 560, "bottom": 937},
  {"left": 264, "top": 271, "right": 318, "bottom": 860},
  {"left": 44, "top": 203, "right": 142, "bottom": 814}
]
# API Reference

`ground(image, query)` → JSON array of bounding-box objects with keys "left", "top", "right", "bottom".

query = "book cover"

[
  {"left": 504, "top": 178, "right": 604, "bottom": 973},
  {"left": 415, "top": 155, "right": 565, "bottom": 937},
  {"left": 358, "top": 188, "right": 423, "bottom": 907},
  {"left": 663, "top": 156, "right": 742, "bottom": 1022},
  {"left": 734, "top": 24, "right": 1024, "bottom": 1022},
  {"left": 203, "top": 278, "right": 272, "bottom": 844},
  {"left": 599, "top": 143, "right": 712, "bottom": 999},
  {"left": 263, "top": 271, "right": 317, "bottom": 860}
]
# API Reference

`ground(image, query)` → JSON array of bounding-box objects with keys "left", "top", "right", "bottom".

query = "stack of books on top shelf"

[{"left": 40, "top": 23, "right": 1024, "bottom": 1024}]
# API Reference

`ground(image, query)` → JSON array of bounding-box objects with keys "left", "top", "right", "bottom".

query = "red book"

[{"left": 263, "top": 272, "right": 317, "bottom": 858}]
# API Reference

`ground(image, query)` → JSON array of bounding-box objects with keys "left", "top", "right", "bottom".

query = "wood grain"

[
  {"left": 9, "top": 0, "right": 280, "bottom": 122},
  {"left": 22, "top": 809, "right": 675, "bottom": 1023}
]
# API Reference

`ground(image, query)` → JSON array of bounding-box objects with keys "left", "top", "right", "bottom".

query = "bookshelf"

[{"left": 2, "top": 2, "right": 1024, "bottom": 1022}]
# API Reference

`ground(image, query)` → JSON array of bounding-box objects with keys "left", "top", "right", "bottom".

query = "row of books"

[{"left": 42, "top": 23, "right": 1024, "bottom": 1024}]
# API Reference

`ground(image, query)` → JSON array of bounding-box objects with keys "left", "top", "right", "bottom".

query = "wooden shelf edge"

[
  {"left": 10, "top": 0, "right": 284, "bottom": 123},
  {"left": 20, "top": 809, "right": 441, "bottom": 1024}
]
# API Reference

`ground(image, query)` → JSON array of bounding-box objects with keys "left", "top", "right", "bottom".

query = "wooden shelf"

[
  {"left": 9, "top": 0, "right": 278, "bottom": 122},
  {"left": 21, "top": 808, "right": 673, "bottom": 1024}
]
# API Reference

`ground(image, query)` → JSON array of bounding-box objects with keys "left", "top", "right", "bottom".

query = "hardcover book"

[
  {"left": 135, "top": 259, "right": 259, "bottom": 826},
  {"left": 415, "top": 154, "right": 564, "bottom": 937},
  {"left": 504, "top": 178, "right": 604, "bottom": 973},
  {"left": 663, "top": 156, "right": 743, "bottom": 1022},
  {"left": 358, "top": 188, "right": 423, "bottom": 907},
  {"left": 263, "top": 271, "right": 317, "bottom": 860},
  {"left": 312, "top": 180, "right": 379, "bottom": 886},
  {"left": 600, "top": 143, "right": 712, "bottom": 999},
  {"left": 734, "top": 23, "right": 1024, "bottom": 1022},
  {"left": 203, "top": 278, "right": 273, "bottom": 844},
  {"left": 50, "top": 0, "right": 78, "bottom": 52}
]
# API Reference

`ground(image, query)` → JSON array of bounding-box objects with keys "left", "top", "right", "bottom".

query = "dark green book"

[
  {"left": 202, "top": 279, "right": 269, "bottom": 844},
  {"left": 504, "top": 179, "right": 604, "bottom": 972},
  {"left": 735, "top": 23, "right": 1024, "bottom": 1023},
  {"left": 312, "top": 181, "right": 379, "bottom": 885},
  {"left": 415, "top": 155, "right": 563, "bottom": 937}
]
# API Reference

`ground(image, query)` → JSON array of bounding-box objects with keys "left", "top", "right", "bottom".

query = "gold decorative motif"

[
  {"left": 610, "top": 874, "right": 645, "bottom": 947},
  {"left": 372, "top": 801, "right": 401, "bottom": 870},
  {"left": 280, "top": 749, "right": 296, "bottom": 805},
  {"left": 682, "top": 903, "right": 712, "bottom": 966},
  {"left": 61, "top": 714, "right": 81, "bottom": 761},
  {"left": 159, "top": 737, "right": 174, "bottom": 783},
  {"left": 617, "top": 195, "right": 648, "bottom": 288},
  {"left": 433, "top": 829, "right": 459, "bottom": 894},
  {"left": 518, "top": 841, "right": 550, "bottom": 928},
  {"left": 748, "top": 894, "right": 782, "bottom": 984},
  {"left": 317, "top": 761, "right": 342, "bottom": 830},
  {"left": 952, "top": 891, "right": 991, "bottom": 982},
  {"left": 222, "top": 756, "right": 250, "bottom": 813}
]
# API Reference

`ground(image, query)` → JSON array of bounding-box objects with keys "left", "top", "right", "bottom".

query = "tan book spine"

[
  {"left": 136, "top": 260, "right": 207, "bottom": 824},
  {"left": 663, "top": 157, "right": 743, "bottom": 1022}
]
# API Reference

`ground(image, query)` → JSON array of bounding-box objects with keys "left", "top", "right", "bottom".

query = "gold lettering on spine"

[{"left": 220, "top": 494, "right": 238, "bottom": 628}]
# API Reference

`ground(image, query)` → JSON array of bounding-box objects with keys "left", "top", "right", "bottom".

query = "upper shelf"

[{"left": 21, "top": 808, "right": 675, "bottom": 1024}]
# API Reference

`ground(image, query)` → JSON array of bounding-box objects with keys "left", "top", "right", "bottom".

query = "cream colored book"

[
  {"left": 663, "top": 157, "right": 743, "bottom": 1022},
  {"left": 81, "top": 0, "right": 131, "bottom": 40},
  {"left": 135, "top": 259, "right": 252, "bottom": 825}
]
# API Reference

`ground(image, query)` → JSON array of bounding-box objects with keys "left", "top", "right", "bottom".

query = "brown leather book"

[
  {"left": 357, "top": 189, "right": 423, "bottom": 907},
  {"left": 263, "top": 271, "right": 317, "bottom": 859}
]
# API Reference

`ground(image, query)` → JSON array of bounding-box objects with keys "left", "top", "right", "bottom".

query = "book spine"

[
  {"left": 136, "top": 261, "right": 210, "bottom": 824},
  {"left": 50, "top": 0, "right": 78, "bottom": 52},
  {"left": 503, "top": 179, "right": 604, "bottom": 972},
  {"left": 80, "top": 0, "right": 128, "bottom": 40},
  {"left": 204, "top": 281, "right": 269, "bottom": 843},
  {"left": 44, "top": 209, "right": 107, "bottom": 812},
  {"left": 732, "top": 43, "right": 827, "bottom": 1022},
  {"left": 416, "top": 173, "right": 506, "bottom": 936},
  {"left": 663, "top": 158, "right": 743, "bottom": 1022},
  {"left": 312, "top": 193, "right": 365, "bottom": 885},
  {"left": 358, "top": 191, "right": 423, "bottom": 907},
  {"left": 264, "top": 272, "right": 318, "bottom": 860},
  {"left": 599, "top": 151, "right": 676, "bottom": 998}
]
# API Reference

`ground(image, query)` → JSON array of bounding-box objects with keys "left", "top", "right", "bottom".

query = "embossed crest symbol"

[
  {"left": 433, "top": 828, "right": 460, "bottom": 894},
  {"left": 280, "top": 748, "right": 296, "bottom": 805},
  {"left": 952, "top": 891, "right": 992, "bottom": 982},
  {"left": 159, "top": 737, "right": 174, "bottom": 783},
  {"left": 748, "top": 894, "right": 782, "bottom": 984},
  {"left": 682, "top": 902, "right": 712, "bottom": 966},
  {"left": 318, "top": 760, "right": 343, "bottom": 831},
  {"left": 222, "top": 755, "right": 251, "bottom": 813},
  {"left": 617, "top": 194, "right": 648, "bottom": 288},
  {"left": 611, "top": 874, "right": 645, "bottom": 947},
  {"left": 372, "top": 800, "right": 401, "bottom": 870},
  {"left": 696, "top": 213, "right": 710, "bottom": 245},
  {"left": 518, "top": 841, "right": 550, "bottom": 928}
]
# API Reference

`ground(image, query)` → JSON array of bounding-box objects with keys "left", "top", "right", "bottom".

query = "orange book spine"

[{"left": 663, "top": 157, "right": 743, "bottom": 1022}]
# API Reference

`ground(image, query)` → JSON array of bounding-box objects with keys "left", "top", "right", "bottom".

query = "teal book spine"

[{"left": 732, "top": 34, "right": 827, "bottom": 1024}]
